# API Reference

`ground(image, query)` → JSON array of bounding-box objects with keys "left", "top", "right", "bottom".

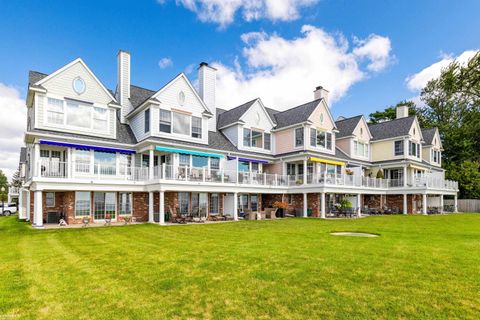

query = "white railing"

[
  {"left": 8, "top": 187, "right": 20, "bottom": 194},
  {"left": 36, "top": 160, "right": 458, "bottom": 190}
]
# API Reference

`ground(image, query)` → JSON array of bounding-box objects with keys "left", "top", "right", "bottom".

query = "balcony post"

[
  {"left": 233, "top": 192, "right": 238, "bottom": 221},
  {"left": 274, "top": 174, "right": 278, "bottom": 186},
  {"left": 26, "top": 191, "right": 31, "bottom": 221},
  {"left": 34, "top": 143, "right": 40, "bottom": 177},
  {"left": 149, "top": 149, "right": 154, "bottom": 180},
  {"left": 439, "top": 195, "right": 444, "bottom": 213},
  {"left": 148, "top": 191, "right": 154, "bottom": 223},
  {"left": 454, "top": 195, "right": 458, "bottom": 213},
  {"left": 356, "top": 194, "right": 361, "bottom": 217},
  {"left": 403, "top": 165, "right": 408, "bottom": 187},
  {"left": 403, "top": 194, "right": 408, "bottom": 215},
  {"left": 303, "top": 159, "right": 307, "bottom": 185},
  {"left": 263, "top": 173, "right": 267, "bottom": 185},
  {"left": 320, "top": 192, "right": 326, "bottom": 219},
  {"left": 162, "top": 163, "right": 166, "bottom": 179},
  {"left": 303, "top": 193, "right": 308, "bottom": 217},
  {"left": 422, "top": 194, "right": 428, "bottom": 215},
  {"left": 159, "top": 191, "right": 165, "bottom": 225},
  {"left": 221, "top": 170, "right": 225, "bottom": 183},
  {"left": 33, "top": 190, "right": 43, "bottom": 228},
  {"left": 67, "top": 148, "right": 72, "bottom": 178}
]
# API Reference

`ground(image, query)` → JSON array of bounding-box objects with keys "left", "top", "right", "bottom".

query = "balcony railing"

[{"left": 36, "top": 160, "right": 458, "bottom": 191}]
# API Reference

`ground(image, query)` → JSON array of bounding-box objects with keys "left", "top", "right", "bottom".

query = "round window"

[
  {"left": 255, "top": 111, "right": 261, "bottom": 124},
  {"left": 72, "top": 77, "right": 86, "bottom": 94},
  {"left": 320, "top": 113, "right": 324, "bottom": 123}
]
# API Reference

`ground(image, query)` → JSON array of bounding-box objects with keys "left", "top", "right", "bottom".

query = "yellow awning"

[{"left": 309, "top": 157, "right": 345, "bottom": 166}]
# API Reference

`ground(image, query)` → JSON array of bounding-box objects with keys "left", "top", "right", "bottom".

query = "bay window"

[
  {"left": 46, "top": 98, "right": 64, "bottom": 124},
  {"left": 295, "top": 128, "right": 304, "bottom": 147},
  {"left": 310, "top": 128, "right": 332, "bottom": 150},
  {"left": 66, "top": 101, "right": 91, "bottom": 129},
  {"left": 172, "top": 112, "right": 190, "bottom": 135},
  {"left": 251, "top": 130, "right": 263, "bottom": 148},
  {"left": 243, "top": 129, "right": 251, "bottom": 147},
  {"left": 191, "top": 116, "right": 202, "bottom": 138},
  {"left": 159, "top": 109, "right": 172, "bottom": 133}
]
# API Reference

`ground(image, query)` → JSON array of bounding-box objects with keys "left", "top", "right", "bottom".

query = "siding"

[
  {"left": 222, "top": 125, "right": 239, "bottom": 147},
  {"left": 130, "top": 108, "right": 149, "bottom": 142},
  {"left": 238, "top": 100, "right": 274, "bottom": 154},
  {"left": 275, "top": 128, "right": 295, "bottom": 154}
]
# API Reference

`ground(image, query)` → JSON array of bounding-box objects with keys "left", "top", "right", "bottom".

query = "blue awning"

[
  {"left": 39, "top": 140, "right": 135, "bottom": 154},
  {"left": 155, "top": 146, "right": 224, "bottom": 158},
  {"left": 227, "top": 156, "right": 269, "bottom": 164}
]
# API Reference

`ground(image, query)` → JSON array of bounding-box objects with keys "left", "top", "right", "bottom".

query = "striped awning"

[
  {"left": 155, "top": 146, "right": 224, "bottom": 158},
  {"left": 39, "top": 140, "right": 135, "bottom": 154},
  {"left": 309, "top": 157, "right": 345, "bottom": 166},
  {"left": 226, "top": 156, "right": 269, "bottom": 164}
]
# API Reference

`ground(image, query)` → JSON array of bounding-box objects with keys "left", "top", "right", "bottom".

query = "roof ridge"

[
  {"left": 222, "top": 98, "right": 258, "bottom": 113},
  {"left": 335, "top": 115, "right": 363, "bottom": 122},
  {"left": 276, "top": 98, "right": 322, "bottom": 116}
]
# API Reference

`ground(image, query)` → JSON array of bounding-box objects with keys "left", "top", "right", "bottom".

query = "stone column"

[
  {"left": 33, "top": 190, "right": 43, "bottom": 228},
  {"left": 403, "top": 194, "right": 408, "bottom": 215},
  {"left": 148, "top": 191, "right": 154, "bottom": 223},
  {"left": 159, "top": 191, "right": 165, "bottom": 225},
  {"left": 422, "top": 194, "right": 428, "bottom": 215},
  {"left": 303, "top": 193, "right": 308, "bottom": 217},
  {"left": 320, "top": 192, "right": 326, "bottom": 219}
]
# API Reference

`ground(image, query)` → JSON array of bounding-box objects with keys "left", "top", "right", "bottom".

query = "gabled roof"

[
  {"left": 217, "top": 99, "right": 257, "bottom": 128},
  {"left": 273, "top": 99, "right": 322, "bottom": 129},
  {"left": 368, "top": 116, "right": 416, "bottom": 141},
  {"left": 129, "top": 85, "right": 157, "bottom": 109},
  {"left": 421, "top": 128, "right": 437, "bottom": 145},
  {"left": 28, "top": 71, "right": 48, "bottom": 88},
  {"left": 335, "top": 115, "right": 363, "bottom": 138},
  {"left": 265, "top": 107, "right": 279, "bottom": 124}
]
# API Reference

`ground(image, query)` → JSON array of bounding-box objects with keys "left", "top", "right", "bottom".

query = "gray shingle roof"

[
  {"left": 368, "top": 116, "right": 416, "bottom": 141},
  {"left": 335, "top": 115, "right": 363, "bottom": 138},
  {"left": 29, "top": 110, "right": 137, "bottom": 145},
  {"left": 28, "top": 71, "right": 48, "bottom": 89},
  {"left": 129, "top": 85, "right": 156, "bottom": 109},
  {"left": 217, "top": 99, "right": 257, "bottom": 128},
  {"left": 273, "top": 99, "right": 322, "bottom": 129},
  {"left": 421, "top": 128, "right": 437, "bottom": 145},
  {"left": 19, "top": 147, "right": 27, "bottom": 163},
  {"left": 265, "top": 107, "right": 279, "bottom": 124},
  {"left": 144, "top": 131, "right": 239, "bottom": 153}
]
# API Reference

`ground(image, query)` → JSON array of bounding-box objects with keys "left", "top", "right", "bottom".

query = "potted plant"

[
  {"left": 345, "top": 169, "right": 354, "bottom": 176},
  {"left": 296, "top": 179, "right": 303, "bottom": 185},
  {"left": 82, "top": 216, "right": 90, "bottom": 227},
  {"left": 376, "top": 169, "right": 384, "bottom": 179},
  {"left": 105, "top": 213, "right": 112, "bottom": 226}
]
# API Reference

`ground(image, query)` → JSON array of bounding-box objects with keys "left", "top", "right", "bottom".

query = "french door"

[{"left": 93, "top": 192, "right": 116, "bottom": 221}]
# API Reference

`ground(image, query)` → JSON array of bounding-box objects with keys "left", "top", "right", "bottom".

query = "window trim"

[
  {"left": 159, "top": 109, "right": 172, "bottom": 133},
  {"left": 191, "top": 116, "right": 202, "bottom": 139},
  {"left": 45, "top": 192, "right": 55, "bottom": 208},
  {"left": 394, "top": 140, "right": 404, "bottom": 156},
  {"left": 144, "top": 108, "right": 150, "bottom": 133},
  {"left": 295, "top": 127, "right": 304, "bottom": 147}
]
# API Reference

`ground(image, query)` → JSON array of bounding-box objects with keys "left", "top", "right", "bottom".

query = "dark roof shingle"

[
  {"left": 217, "top": 99, "right": 257, "bottom": 128},
  {"left": 335, "top": 115, "right": 363, "bottom": 138},
  {"left": 129, "top": 85, "right": 156, "bottom": 109},
  {"left": 421, "top": 128, "right": 437, "bottom": 145},
  {"left": 273, "top": 99, "right": 321, "bottom": 129},
  {"left": 368, "top": 116, "right": 416, "bottom": 141}
]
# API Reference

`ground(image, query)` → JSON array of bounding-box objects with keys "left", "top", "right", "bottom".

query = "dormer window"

[
  {"left": 191, "top": 116, "right": 202, "bottom": 139},
  {"left": 172, "top": 112, "right": 189, "bottom": 135},
  {"left": 144, "top": 109, "right": 150, "bottom": 133},
  {"left": 409, "top": 141, "right": 420, "bottom": 157},
  {"left": 243, "top": 128, "right": 270, "bottom": 150},
  {"left": 159, "top": 110, "right": 172, "bottom": 133},
  {"left": 353, "top": 141, "right": 368, "bottom": 157},
  {"left": 251, "top": 130, "right": 263, "bottom": 148}
]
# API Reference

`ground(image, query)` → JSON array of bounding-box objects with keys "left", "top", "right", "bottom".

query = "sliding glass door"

[{"left": 93, "top": 192, "right": 116, "bottom": 221}]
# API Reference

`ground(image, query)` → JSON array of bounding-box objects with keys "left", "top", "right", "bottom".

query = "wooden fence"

[{"left": 444, "top": 199, "right": 480, "bottom": 213}]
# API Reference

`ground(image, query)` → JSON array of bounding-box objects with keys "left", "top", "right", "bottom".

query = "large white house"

[{"left": 16, "top": 51, "right": 458, "bottom": 227}]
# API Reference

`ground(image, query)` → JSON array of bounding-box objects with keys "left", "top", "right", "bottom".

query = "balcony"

[{"left": 35, "top": 160, "right": 458, "bottom": 191}]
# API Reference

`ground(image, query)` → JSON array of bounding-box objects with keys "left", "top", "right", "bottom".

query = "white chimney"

[
  {"left": 117, "top": 50, "right": 132, "bottom": 124},
  {"left": 314, "top": 86, "right": 329, "bottom": 105},
  {"left": 198, "top": 62, "right": 217, "bottom": 132},
  {"left": 396, "top": 105, "right": 409, "bottom": 119}
]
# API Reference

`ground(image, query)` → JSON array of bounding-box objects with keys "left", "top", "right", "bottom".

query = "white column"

[
  {"left": 454, "top": 195, "right": 458, "bottom": 213},
  {"left": 67, "top": 148, "right": 73, "bottom": 178},
  {"left": 33, "top": 190, "right": 43, "bottom": 228},
  {"left": 233, "top": 192, "right": 238, "bottom": 221},
  {"left": 26, "top": 190, "right": 31, "bottom": 221},
  {"left": 422, "top": 194, "right": 427, "bottom": 215},
  {"left": 439, "top": 195, "right": 444, "bottom": 213},
  {"left": 403, "top": 165, "right": 408, "bottom": 187},
  {"left": 303, "top": 193, "right": 308, "bottom": 217},
  {"left": 159, "top": 191, "right": 165, "bottom": 225},
  {"left": 148, "top": 191, "right": 154, "bottom": 223},
  {"left": 357, "top": 194, "right": 361, "bottom": 217},
  {"left": 403, "top": 194, "right": 408, "bottom": 215},
  {"left": 320, "top": 192, "right": 326, "bottom": 219},
  {"left": 18, "top": 190, "right": 24, "bottom": 219},
  {"left": 149, "top": 149, "right": 154, "bottom": 180},
  {"left": 34, "top": 143, "right": 40, "bottom": 177},
  {"left": 303, "top": 159, "right": 308, "bottom": 185}
]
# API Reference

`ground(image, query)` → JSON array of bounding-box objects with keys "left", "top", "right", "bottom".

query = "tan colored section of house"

[
  {"left": 353, "top": 118, "right": 371, "bottom": 142},
  {"left": 371, "top": 139, "right": 397, "bottom": 162},
  {"left": 336, "top": 138, "right": 350, "bottom": 155},
  {"left": 274, "top": 128, "right": 295, "bottom": 154},
  {"left": 308, "top": 102, "right": 335, "bottom": 131},
  {"left": 263, "top": 162, "right": 283, "bottom": 175}
]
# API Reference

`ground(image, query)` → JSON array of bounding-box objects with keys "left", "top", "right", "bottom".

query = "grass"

[{"left": 0, "top": 215, "right": 479, "bottom": 319}]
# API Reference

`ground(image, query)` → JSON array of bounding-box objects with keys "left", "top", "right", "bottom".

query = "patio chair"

[{"left": 244, "top": 209, "right": 256, "bottom": 220}]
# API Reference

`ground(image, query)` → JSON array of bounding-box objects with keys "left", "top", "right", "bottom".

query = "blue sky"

[{"left": 0, "top": 0, "right": 478, "bottom": 178}]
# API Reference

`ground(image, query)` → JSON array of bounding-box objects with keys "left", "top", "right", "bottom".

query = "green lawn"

[{"left": 1, "top": 215, "right": 479, "bottom": 319}]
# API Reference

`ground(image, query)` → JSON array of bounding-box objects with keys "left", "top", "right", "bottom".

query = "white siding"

[
  {"left": 237, "top": 100, "right": 274, "bottom": 154},
  {"left": 130, "top": 107, "right": 150, "bottom": 142},
  {"left": 117, "top": 51, "right": 132, "bottom": 123},
  {"left": 198, "top": 65, "right": 217, "bottom": 131}
]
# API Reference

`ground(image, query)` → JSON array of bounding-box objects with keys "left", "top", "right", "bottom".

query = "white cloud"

[
  {"left": 0, "top": 84, "right": 26, "bottom": 181},
  {"left": 405, "top": 50, "right": 478, "bottom": 91},
  {"left": 211, "top": 25, "right": 393, "bottom": 110},
  {"left": 174, "top": 0, "right": 319, "bottom": 27},
  {"left": 158, "top": 57, "right": 173, "bottom": 69}
]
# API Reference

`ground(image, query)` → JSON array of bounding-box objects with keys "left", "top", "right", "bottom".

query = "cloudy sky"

[{"left": 0, "top": 0, "right": 479, "bottom": 180}]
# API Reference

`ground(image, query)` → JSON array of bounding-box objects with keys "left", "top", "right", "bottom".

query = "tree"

[
  {"left": 368, "top": 100, "right": 425, "bottom": 125},
  {"left": 444, "top": 161, "right": 480, "bottom": 199},
  {"left": 0, "top": 170, "right": 8, "bottom": 204},
  {"left": 10, "top": 167, "right": 22, "bottom": 188}
]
